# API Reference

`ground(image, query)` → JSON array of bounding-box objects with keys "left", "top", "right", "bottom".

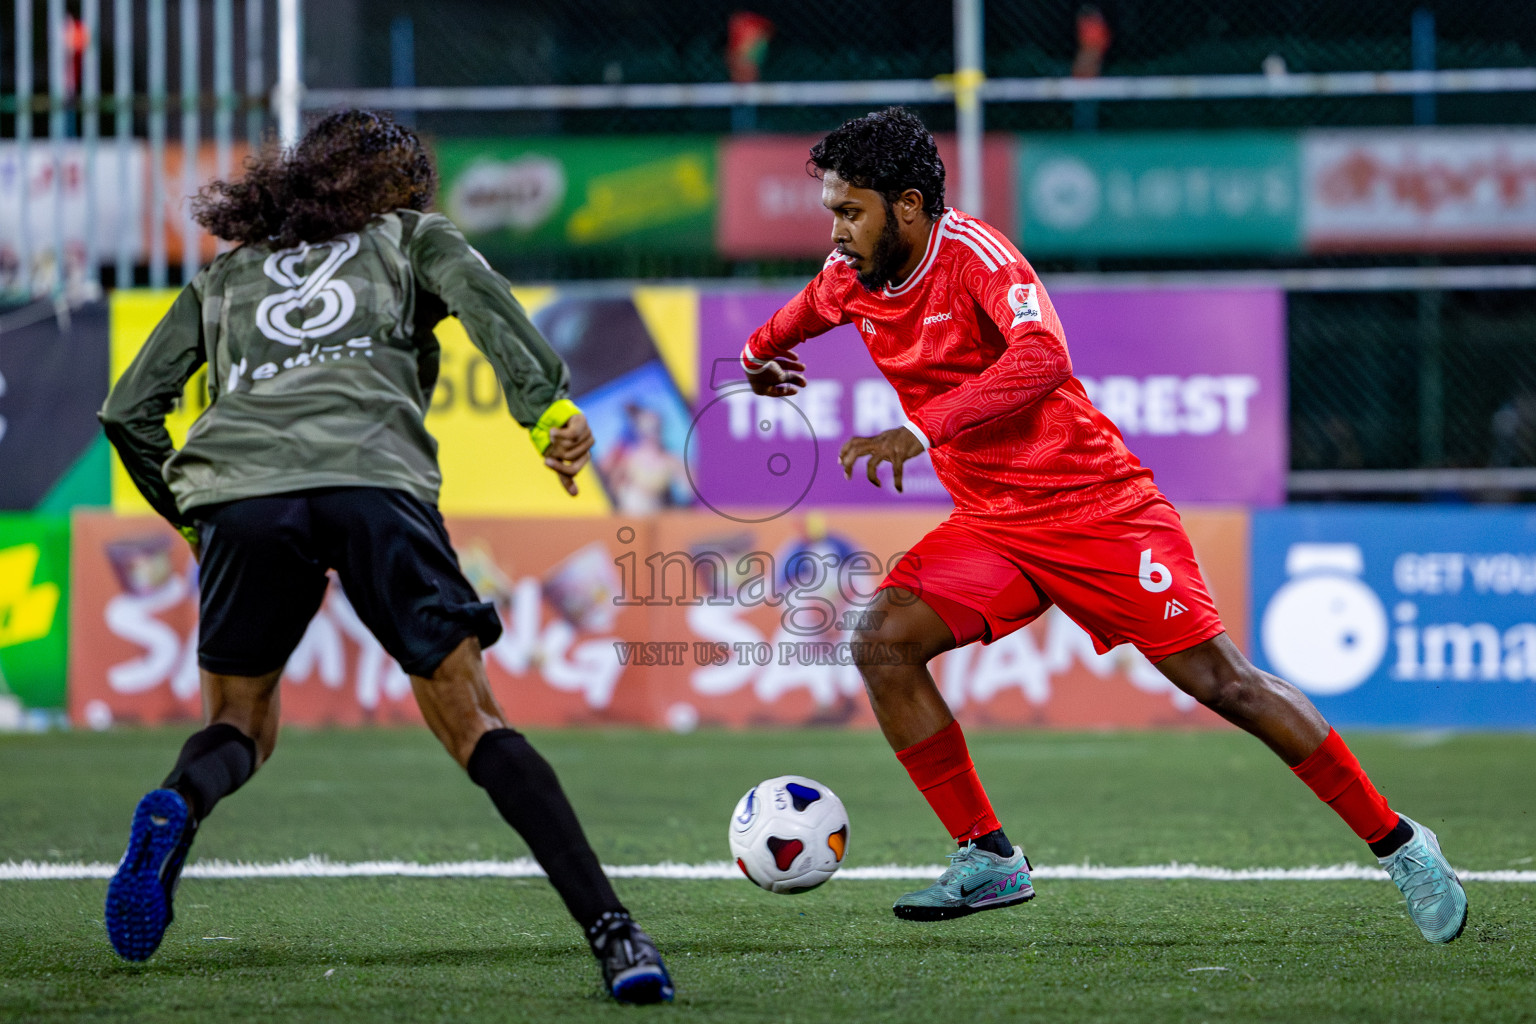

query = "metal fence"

[
  {"left": 1289, "top": 284, "right": 1536, "bottom": 496},
  {"left": 343, "top": 0, "right": 1536, "bottom": 135},
  {"left": 1, "top": 0, "right": 286, "bottom": 297}
]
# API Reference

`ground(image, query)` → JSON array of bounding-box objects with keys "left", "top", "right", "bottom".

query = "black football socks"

[
  {"left": 467, "top": 728, "right": 625, "bottom": 931},
  {"left": 1368, "top": 815, "right": 1414, "bottom": 858},
  {"left": 162, "top": 722, "right": 258, "bottom": 821},
  {"left": 967, "top": 828, "right": 1016, "bottom": 859}
]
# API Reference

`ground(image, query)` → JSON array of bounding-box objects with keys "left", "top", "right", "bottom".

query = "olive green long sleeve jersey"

[{"left": 100, "top": 210, "right": 577, "bottom": 527}]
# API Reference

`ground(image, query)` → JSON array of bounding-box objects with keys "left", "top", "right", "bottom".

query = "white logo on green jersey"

[{"left": 255, "top": 235, "right": 360, "bottom": 345}]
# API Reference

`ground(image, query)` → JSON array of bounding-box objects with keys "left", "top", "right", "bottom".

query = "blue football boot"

[
  {"left": 105, "top": 789, "right": 198, "bottom": 961},
  {"left": 588, "top": 910, "right": 675, "bottom": 1004}
]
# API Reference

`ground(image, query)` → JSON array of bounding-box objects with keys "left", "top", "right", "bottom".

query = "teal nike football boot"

[
  {"left": 1379, "top": 815, "right": 1468, "bottom": 944},
  {"left": 893, "top": 842, "right": 1035, "bottom": 921}
]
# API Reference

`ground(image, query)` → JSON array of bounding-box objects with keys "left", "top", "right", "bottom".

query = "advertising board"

[
  {"left": 70, "top": 508, "right": 1247, "bottom": 730},
  {"left": 717, "top": 134, "right": 1015, "bottom": 258},
  {"left": 0, "top": 301, "right": 109, "bottom": 511},
  {"left": 0, "top": 514, "right": 69, "bottom": 713},
  {"left": 1017, "top": 133, "right": 1302, "bottom": 256},
  {"left": 1302, "top": 129, "right": 1536, "bottom": 252},
  {"left": 436, "top": 137, "right": 716, "bottom": 258},
  {"left": 107, "top": 286, "right": 700, "bottom": 518},
  {"left": 1253, "top": 507, "right": 1536, "bottom": 727}
]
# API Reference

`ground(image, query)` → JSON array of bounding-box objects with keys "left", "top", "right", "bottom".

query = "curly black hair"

[
  {"left": 807, "top": 107, "right": 947, "bottom": 218},
  {"left": 193, "top": 109, "right": 437, "bottom": 249}
]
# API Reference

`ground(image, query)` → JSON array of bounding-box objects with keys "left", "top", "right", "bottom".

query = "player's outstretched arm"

[
  {"left": 404, "top": 212, "right": 574, "bottom": 433},
  {"left": 839, "top": 427, "right": 924, "bottom": 492},
  {"left": 405, "top": 212, "right": 597, "bottom": 497},
  {"left": 741, "top": 261, "right": 849, "bottom": 397}
]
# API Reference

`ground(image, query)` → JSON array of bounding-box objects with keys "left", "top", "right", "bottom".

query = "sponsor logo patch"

[{"left": 1008, "top": 283, "right": 1041, "bottom": 327}]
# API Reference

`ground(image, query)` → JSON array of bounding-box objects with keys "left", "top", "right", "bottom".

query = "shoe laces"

[
  {"left": 1386, "top": 841, "right": 1449, "bottom": 911},
  {"left": 936, "top": 842, "right": 990, "bottom": 885},
  {"left": 587, "top": 910, "right": 634, "bottom": 953},
  {"left": 588, "top": 911, "right": 661, "bottom": 974}
]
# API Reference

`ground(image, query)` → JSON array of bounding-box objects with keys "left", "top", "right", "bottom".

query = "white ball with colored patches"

[{"left": 728, "top": 775, "right": 850, "bottom": 894}]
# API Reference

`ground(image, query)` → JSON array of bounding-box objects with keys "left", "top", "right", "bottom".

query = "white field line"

[{"left": 2, "top": 858, "right": 1534, "bottom": 884}]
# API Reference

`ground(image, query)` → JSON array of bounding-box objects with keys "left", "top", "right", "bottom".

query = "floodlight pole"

[
  {"left": 953, "top": 0, "right": 984, "bottom": 218},
  {"left": 276, "top": 0, "right": 303, "bottom": 148}
]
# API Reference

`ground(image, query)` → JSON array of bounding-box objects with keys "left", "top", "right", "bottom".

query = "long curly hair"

[
  {"left": 807, "top": 107, "right": 947, "bottom": 218},
  {"left": 193, "top": 110, "right": 437, "bottom": 249}
]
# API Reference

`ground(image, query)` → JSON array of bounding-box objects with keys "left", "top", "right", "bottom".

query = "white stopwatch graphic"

[{"left": 1260, "top": 543, "right": 1388, "bottom": 696}]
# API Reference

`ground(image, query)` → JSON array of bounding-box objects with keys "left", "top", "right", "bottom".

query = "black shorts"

[{"left": 191, "top": 487, "right": 502, "bottom": 678}]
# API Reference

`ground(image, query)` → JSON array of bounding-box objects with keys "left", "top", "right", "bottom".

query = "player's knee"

[
  {"left": 1196, "top": 664, "right": 1276, "bottom": 718},
  {"left": 850, "top": 622, "right": 928, "bottom": 691}
]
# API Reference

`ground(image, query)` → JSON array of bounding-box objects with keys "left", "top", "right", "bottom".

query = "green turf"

[{"left": 3, "top": 727, "right": 1535, "bottom": 1023}]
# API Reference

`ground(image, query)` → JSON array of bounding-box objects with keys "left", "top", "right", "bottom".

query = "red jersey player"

[{"left": 742, "top": 108, "right": 1466, "bottom": 943}]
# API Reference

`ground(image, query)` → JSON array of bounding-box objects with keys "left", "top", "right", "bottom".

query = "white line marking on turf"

[{"left": 2, "top": 858, "right": 1534, "bottom": 883}]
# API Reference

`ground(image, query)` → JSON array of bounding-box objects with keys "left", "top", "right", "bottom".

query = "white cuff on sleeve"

[
  {"left": 741, "top": 342, "right": 769, "bottom": 374},
  {"left": 901, "top": 418, "right": 931, "bottom": 450}
]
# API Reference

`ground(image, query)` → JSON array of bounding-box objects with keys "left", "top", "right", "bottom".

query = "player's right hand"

[
  {"left": 746, "top": 355, "right": 807, "bottom": 397},
  {"left": 545, "top": 413, "right": 594, "bottom": 496}
]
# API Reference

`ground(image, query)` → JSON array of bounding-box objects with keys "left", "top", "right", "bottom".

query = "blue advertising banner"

[{"left": 1252, "top": 507, "right": 1536, "bottom": 728}]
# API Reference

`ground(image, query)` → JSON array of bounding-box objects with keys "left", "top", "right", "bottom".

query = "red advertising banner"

[
  {"left": 70, "top": 508, "right": 1247, "bottom": 731},
  {"left": 1302, "top": 129, "right": 1536, "bottom": 252},
  {"left": 717, "top": 134, "right": 1016, "bottom": 259}
]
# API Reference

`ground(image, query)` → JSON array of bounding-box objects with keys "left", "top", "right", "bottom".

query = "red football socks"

[
  {"left": 895, "top": 720, "right": 1003, "bottom": 842},
  {"left": 1290, "top": 728, "right": 1400, "bottom": 844}
]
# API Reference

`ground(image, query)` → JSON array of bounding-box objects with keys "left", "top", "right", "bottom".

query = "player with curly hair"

[
  {"left": 99, "top": 110, "right": 673, "bottom": 1002},
  {"left": 742, "top": 107, "right": 1466, "bottom": 943}
]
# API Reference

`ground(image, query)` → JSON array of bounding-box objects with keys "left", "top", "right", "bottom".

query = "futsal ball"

[{"left": 728, "top": 775, "right": 849, "bottom": 894}]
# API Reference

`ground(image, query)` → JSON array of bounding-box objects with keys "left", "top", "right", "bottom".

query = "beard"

[{"left": 856, "top": 205, "right": 912, "bottom": 291}]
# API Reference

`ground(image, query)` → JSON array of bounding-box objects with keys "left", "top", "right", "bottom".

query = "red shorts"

[{"left": 880, "top": 495, "right": 1225, "bottom": 661}]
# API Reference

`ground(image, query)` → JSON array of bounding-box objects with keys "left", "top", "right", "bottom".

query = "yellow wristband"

[
  {"left": 530, "top": 398, "right": 584, "bottom": 455},
  {"left": 177, "top": 524, "right": 200, "bottom": 548}
]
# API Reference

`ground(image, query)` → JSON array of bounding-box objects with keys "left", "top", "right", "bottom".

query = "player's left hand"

[
  {"left": 545, "top": 413, "right": 594, "bottom": 496},
  {"left": 839, "top": 427, "right": 924, "bottom": 492},
  {"left": 745, "top": 355, "right": 808, "bottom": 397}
]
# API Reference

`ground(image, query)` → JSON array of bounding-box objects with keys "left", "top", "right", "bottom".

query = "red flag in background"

[
  {"left": 65, "top": 15, "right": 89, "bottom": 96},
  {"left": 727, "top": 11, "right": 775, "bottom": 83},
  {"left": 1072, "top": 5, "right": 1111, "bottom": 78}
]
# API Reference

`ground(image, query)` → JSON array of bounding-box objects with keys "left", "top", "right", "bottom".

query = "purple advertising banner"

[
  {"left": 693, "top": 286, "right": 1286, "bottom": 512},
  {"left": 691, "top": 291, "right": 951, "bottom": 517},
  {"left": 1055, "top": 287, "right": 1287, "bottom": 506}
]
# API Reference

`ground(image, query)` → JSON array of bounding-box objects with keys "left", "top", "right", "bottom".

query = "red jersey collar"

[{"left": 881, "top": 210, "right": 950, "bottom": 299}]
